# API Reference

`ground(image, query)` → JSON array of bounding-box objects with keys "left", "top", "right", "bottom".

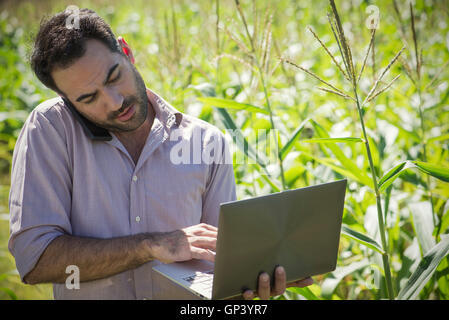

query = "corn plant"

[{"left": 281, "top": 0, "right": 449, "bottom": 300}]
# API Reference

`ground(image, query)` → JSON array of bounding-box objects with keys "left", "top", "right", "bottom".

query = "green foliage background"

[{"left": 0, "top": 0, "right": 448, "bottom": 299}]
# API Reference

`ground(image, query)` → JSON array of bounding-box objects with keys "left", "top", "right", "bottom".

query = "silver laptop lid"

[{"left": 212, "top": 179, "right": 347, "bottom": 299}]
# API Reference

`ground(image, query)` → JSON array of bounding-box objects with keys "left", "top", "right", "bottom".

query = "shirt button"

[
  {"left": 135, "top": 216, "right": 141, "bottom": 222},
  {"left": 132, "top": 175, "right": 138, "bottom": 182}
]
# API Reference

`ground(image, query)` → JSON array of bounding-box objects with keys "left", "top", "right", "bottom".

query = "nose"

[{"left": 103, "top": 87, "right": 124, "bottom": 113}]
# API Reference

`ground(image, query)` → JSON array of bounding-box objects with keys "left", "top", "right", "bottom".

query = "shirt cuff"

[{"left": 8, "top": 226, "right": 65, "bottom": 282}]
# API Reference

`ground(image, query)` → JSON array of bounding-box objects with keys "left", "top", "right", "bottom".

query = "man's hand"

[
  {"left": 146, "top": 223, "right": 217, "bottom": 263},
  {"left": 242, "top": 266, "right": 314, "bottom": 300}
]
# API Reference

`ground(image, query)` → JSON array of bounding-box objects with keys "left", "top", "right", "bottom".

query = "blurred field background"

[{"left": 0, "top": 0, "right": 448, "bottom": 300}]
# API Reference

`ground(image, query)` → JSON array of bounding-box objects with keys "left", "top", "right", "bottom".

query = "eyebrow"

[{"left": 75, "top": 63, "right": 120, "bottom": 102}]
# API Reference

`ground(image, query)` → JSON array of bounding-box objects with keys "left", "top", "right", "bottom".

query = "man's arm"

[
  {"left": 200, "top": 129, "right": 237, "bottom": 227},
  {"left": 24, "top": 223, "right": 217, "bottom": 285}
]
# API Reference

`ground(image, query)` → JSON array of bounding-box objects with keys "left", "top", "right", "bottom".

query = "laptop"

[{"left": 152, "top": 179, "right": 347, "bottom": 300}]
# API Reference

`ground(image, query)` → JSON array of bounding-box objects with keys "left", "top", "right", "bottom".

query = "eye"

[
  {"left": 84, "top": 93, "right": 97, "bottom": 104},
  {"left": 109, "top": 71, "right": 121, "bottom": 83}
]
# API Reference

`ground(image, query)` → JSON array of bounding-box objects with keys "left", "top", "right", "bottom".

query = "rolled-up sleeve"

[
  {"left": 8, "top": 109, "right": 72, "bottom": 282},
  {"left": 201, "top": 131, "right": 236, "bottom": 227}
]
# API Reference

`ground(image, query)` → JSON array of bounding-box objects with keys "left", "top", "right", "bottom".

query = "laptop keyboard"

[{"left": 183, "top": 270, "right": 214, "bottom": 286}]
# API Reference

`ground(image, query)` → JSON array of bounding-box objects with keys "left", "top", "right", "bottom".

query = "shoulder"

[
  {"left": 176, "top": 113, "right": 232, "bottom": 166},
  {"left": 150, "top": 88, "right": 226, "bottom": 143},
  {"left": 17, "top": 97, "right": 75, "bottom": 145},
  {"left": 30, "top": 96, "right": 70, "bottom": 124},
  {"left": 179, "top": 113, "right": 226, "bottom": 142}
]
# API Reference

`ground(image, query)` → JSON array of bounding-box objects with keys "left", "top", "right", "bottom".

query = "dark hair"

[{"left": 31, "top": 8, "right": 121, "bottom": 94}]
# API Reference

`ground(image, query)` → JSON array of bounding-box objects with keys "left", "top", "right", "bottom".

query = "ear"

[{"left": 117, "top": 36, "right": 135, "bottom": 64}]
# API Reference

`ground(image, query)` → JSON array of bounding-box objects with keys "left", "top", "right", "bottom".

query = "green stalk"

[
  {"left": 330, "top": 0, "right": 394, "bottom": 297},
  {"left": 417, "top": 83, "right": 437, "bottom": 230},
  {"left": 235, "top": 0, "right": 287, "bottom": 190},
  {"left": 353, "top": 88, "right": 395, "bottom": 300},
  {"left": 216, "top": 0, "right": 220, "bottom": 90},
  {"left": 257, "top": 63, "right": 287, "bottom": 190},
  {"left": 409, "top": 1, "right": 437, "bottom": 237}
]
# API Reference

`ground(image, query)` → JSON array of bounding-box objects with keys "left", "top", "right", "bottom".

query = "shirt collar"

[{"left": 146, "top": 88, "right": 183, "bottom": 130}]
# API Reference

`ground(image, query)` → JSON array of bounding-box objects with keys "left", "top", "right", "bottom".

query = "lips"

[{"left": 117, "top": 104, "right": 135, "bottom": 121}]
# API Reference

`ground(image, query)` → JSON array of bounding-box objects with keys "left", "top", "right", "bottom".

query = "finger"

[
  {"left": 191, "top": 229, "right": 218, "bottom": 238},
  {"left": 257, "top": 273, "right": 271, "bottom": 300},
  {"left": 198, "top": 223, "right": 218, "bottom": 232},
  {"left": 183, "top": 224, "right": 218, "bottom": 236},
  {"left": 190, "top": 247, "right": 216, "bottom": 262},
  {"left": 189, "top": 236, "right": 217, "bottom": 250},
  {"left": 287, "top": 277, "right": 314, "bottom": 288},
  {"left": 243, "top": 290, "right": 255, "bottom": 300},
  {"left": 272, "top": 266, "right": 287, "bottom": 296}
]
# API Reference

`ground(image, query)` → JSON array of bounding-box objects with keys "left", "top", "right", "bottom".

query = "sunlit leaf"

[
  {"left": 378, "top": 161, "right": 408, "bottom": 192},
  {"left": 427, "top": 133, "right": 449, "bottom": 144},
  {"left": 0, "top": 287, "right": 17, "bottom": 300},
  {"left": 412, "top": 161, "right": 449, "bottom": 183},
  {"left": 440, "top": 208, "right": 449, "bottom": 235},
  {"left": 215, "top": 108, "right": 281, "bottom": 192},
  {"left": 187, "top": 82, "right": 216, "bottom": 97},
  {"left": 302, "top": 152, "right": 374, "bottom": 188},
  {"left": 436, "top": 257, "right": 449, "bottom": 299},
  {"left": 197, "top": 97, "right": 269, "bottom": 114},
  {"left": 378, "top": 161, "right": 449, "bottom": 192},
  {"left": 410, "top": 202, "right": 436, "bottom": 255},
  {"left": 321, "top": 259, "right": 371, "bottom": 299},
  {"left": 301, "top": 137, "right": 364, "bottom": 144},
  {"left": 310, "top": 120, "right": 373, "bottom": 188},
  {"left": 279, "top": 118, "right": 311, "bottom": 160},
  {"left": 286, "top": 286, "right": 320, "bottom": 300},
  {"left": 341, "top": 224, "right": 385, "bottom": 254},
  {"left": 397, "top": 236, "right": 449, "bottom": 300}
]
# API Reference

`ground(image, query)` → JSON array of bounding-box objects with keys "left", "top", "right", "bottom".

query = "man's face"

[{"left": 52, "top": 39, "right": 148, "bottom": 133}]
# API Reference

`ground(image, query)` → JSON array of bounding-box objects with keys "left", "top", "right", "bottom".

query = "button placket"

[{"left": 130, "top": 172, "right": 141, "bottom": 230}]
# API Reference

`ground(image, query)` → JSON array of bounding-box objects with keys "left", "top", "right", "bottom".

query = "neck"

[{"left": 114, "top": 101, "right": 155, "bottom": 154}]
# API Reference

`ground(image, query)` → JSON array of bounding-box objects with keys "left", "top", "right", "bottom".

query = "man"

[{"left": 8, "top": 8, "right": 312, "bottom": 300}]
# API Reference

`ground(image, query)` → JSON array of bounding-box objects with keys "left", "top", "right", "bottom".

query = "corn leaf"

[
  {"left": 216, "top": 108, "right": 281, "bottom": 191},
  {"left": 378, "top": 161, "right": 449, "bottom": 192},
  {"left": 279, "top": 118, "right": 311, "bottom": 160},
  {"left": 427, "top": 133, "right": 449, "bottom": 144},
  {"left": 412, "top": 161, "right": 449, "bottom": 183},
  {"left": 310, "top": 120, "right": 373, "bottom": 188},
  {"left": 187, "top": 82, "right": 216, "bottom": 97},
  {"left": 301, "top": 137, "right": 364, "bottom": 144},
  {"left": 436, "top": 257, "right": 449, "bottom": 299},
  {"left": 197, "top": 97, "right": 269, "bottom": 114},
  {"left": 397, "top": 236, "right": 449, "bottom": 300},
  {"left": 410, "top": 202, "right": 436, "bottom": 255},
  {"left": 302, "top": 152, "right": 374, "bottom": 188},
  {"left": 286, "top": 286, "right": 320, "bottom": 300},
  {"left": 378, "top": 161, "right": 408, "bottom": 192},
  {"left": 321, "top": 259, "right": 371, "bottom": 299},
  {"left": 440, "top": 208, "right": 449, "bottom": 236},
  {"left": 0, "top": 287, "right": 17, "bottom": 300},
  {"left": 260, "top": 174, "right": 281, "bottom": 193},
  {"left": 216, "top": 107, "right": 263, "bottom": 165},
  {"left": 341, "top": 224, "right": 385, "bottom": 254}
]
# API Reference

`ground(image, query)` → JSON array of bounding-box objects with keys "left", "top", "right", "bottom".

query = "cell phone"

[{"left": 62, "top": 97, "right": 112, "bottom": 141}]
